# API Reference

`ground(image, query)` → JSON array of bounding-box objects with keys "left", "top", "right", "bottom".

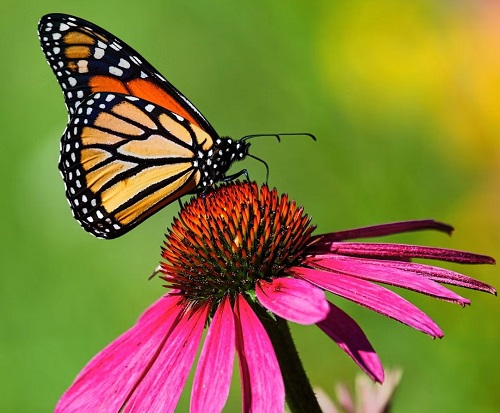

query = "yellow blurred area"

[{"left": 317, "top": 0, "right": 500, "bottom": 167}]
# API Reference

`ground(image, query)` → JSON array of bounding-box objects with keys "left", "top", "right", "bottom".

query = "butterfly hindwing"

[
  {"left": 38, "top": 13, "right": 217, "bottom": 135},
  {"left": 60, "top": 92, "right": 213, "bottom": 238}
]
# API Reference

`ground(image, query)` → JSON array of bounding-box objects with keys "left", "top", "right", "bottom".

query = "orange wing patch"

[
  {"left": 111, "top": 101, "right": 157, "bottom": 130},
  {"left": 81, "top": 127, "right": 125, "bottom": 146},
  {"left": 93, "top": 111, "right": 144, "bottom": 136},
  {"left": 102, "top": 162, "right": 193, "bottom": 216},
  {"left": 158, "top": 113, "right": 193, "bottom": 145},
  {"left": 119, "top": 135, "right": 193, "bottom": 159},
  {"left": 127, "top": 79, "right": 202, "bottom": 127},
  {"left": 86, "top": 160, "right": 136, "bottom": 193},
  {"left": 89, "top": 76, "right": 129, "bottom": 95},
  {"left": 115, "top": 171, "right": 197, "bottom": 224},
  {"left": 63, "top": 31, "right": 96, "bottom": 45},
  {"left": 65, "top": 46, "right": 92, "bottom": 60},
  {"left": 88, "top": 77, "right": 203, "bottom": 129},
  {"left": 80, "top": 147, "right": 111, "bottom": 171}
]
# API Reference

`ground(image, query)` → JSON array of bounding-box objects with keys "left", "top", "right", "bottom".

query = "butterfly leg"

[{"left": 221, "top": 169, "right": 250, "bottom": 183}]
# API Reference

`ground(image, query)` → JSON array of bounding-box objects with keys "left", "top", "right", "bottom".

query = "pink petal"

[
  {"left": 314, "top": 388, "right": 340, "bottom": 413},
  {"left": 234, "top": 295, "right": 285, "bottom": 413},
  {"left": 309, "top": 256, "right": 470, "bottom": 305},
  {"left": 291, "top": 267, "right": 443, "bottom": 337},
  {"left": 317, "top": 301, "right": 384, "bottom": 383},
  {"left": 335, "top": 383, "right": 355, "bottom": 413},
  {"left": 322, "top": 242, "right": 495, "bottom": 264},
  {"left": 191, "top": 297, "right": 235, "bottom": 413},
  {"left": 56, "top": 294, "right": 185, "bottom": 413},
  {"left": 309, "top": 220, "right": 453, "bottom": 244},
  {"left": 256, "top": 277, "right": 329, "bottom": 324},
  {"left": 381, "top": 260, "right": 497, "bottom": 295},
  {"left": 123, "top": 303, "right": 209, "bottom": 412},
  {"left": 356, "top": 369, "right": 403, "bottom": 412}
]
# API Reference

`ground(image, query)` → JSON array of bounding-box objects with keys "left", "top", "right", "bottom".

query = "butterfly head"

[{"left": 197, "top": 137, "right": 250, "bottom": 188}]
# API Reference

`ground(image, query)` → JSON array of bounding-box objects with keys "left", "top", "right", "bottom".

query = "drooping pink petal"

[
  {"left": 256, "top": 277, "right": 329, "bottom": 324},
  {"left": 123, "top": 302, "right": 209, "bottom": 412},
  {"left": 309, "top": 220, "right": 453, "bottom": 244},
  {"left": 320, "top": 242, "right": 495, "bottom": 264},
  {"left": 317, "top": 301, "right": 384, "bottom": 383},
  {"left": 291, "top": 267, "right": 443, "bottom": 337},
  {"left": 234, "top": 295, "right": 285, "bottom": 413},
  {"left": 56, "top": 294, "right": 184, "bottom": 413},
  {"left": 191, "top": 297, "right": 235, "bottom": 413},
  {"left": 379, "top": 260, "right": 497, "bottom": 295},
  {"left": 308, "top": 256, "right": 470, "bottom": 305}
]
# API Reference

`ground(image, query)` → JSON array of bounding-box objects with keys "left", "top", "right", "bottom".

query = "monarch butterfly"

[{"left": 38, "top": 13, "right": 314, "bottom": 239}]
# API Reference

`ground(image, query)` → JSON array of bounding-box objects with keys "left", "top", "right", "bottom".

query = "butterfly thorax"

[{"left": 196, "top": 137, "right": 250, "bottom": 189}]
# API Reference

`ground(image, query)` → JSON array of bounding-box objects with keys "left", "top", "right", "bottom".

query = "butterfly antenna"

[
  {"left": 241, "top": 132, "right": 316, "bottom": 142},
  {"left": 247, "top": 153, "right": 270, "bottom": 184},
  {"left": 240, "top": 133, "right": 315, "bottom": 183}
]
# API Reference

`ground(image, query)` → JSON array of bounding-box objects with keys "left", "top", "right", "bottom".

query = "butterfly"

[{"left": 39, "top": 13, "right": 284, "bottom": 239}]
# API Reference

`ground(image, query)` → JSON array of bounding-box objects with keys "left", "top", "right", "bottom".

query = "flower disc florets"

[{"left": 160, "top": 182, "right": 315, "bottom": 304}]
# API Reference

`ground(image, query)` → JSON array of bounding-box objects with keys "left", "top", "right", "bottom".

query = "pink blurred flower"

[
  {"left": 56, "top": 182, "right": 495, "bottom": 412},
  {"left": 316, "top": 369, "right": 403, "bottom": 413}
]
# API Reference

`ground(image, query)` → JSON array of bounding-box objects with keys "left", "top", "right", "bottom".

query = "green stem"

[{"left": 258, "top": 310, "right": 322, "bottom": 413}]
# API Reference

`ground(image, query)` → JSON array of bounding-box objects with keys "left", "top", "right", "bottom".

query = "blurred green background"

[{"left": 1, "top": 0, "right": 498, "bottom": 411}]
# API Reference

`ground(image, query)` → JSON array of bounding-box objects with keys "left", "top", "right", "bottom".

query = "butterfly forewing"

[
  {"left": 38, "top": 13, "right": 217, "bottom": 135},
  {"left": 61, "top": 92, "right": 211, "bottom": 238}
]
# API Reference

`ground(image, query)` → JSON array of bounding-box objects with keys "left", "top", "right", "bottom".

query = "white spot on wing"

[
  {"left": 118, "top": 58, "right": 131, "bottom": 69},
  {"left": 131, "top": 55, "right": 142, "bottom": 64},
  {"left": 77, "top": 60, "right": 89, "bottom": 73},
  {"left": 109, "top": 66, "right": 123, "bottom": 77},
  {"left": 94, "top": 48, "right": 105, "bottom": 59}
]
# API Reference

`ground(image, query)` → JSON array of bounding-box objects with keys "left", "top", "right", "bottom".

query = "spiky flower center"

[{"left": 160, "top": 181, "right": 315, "bottom": 304}]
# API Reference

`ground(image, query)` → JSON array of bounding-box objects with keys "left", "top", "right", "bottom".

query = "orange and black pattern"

[{"left": 38, "top": 14, "right": 250, "bottom": 238}]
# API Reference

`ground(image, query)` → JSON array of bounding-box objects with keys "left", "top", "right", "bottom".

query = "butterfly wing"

[
  {"left": 61, "top": 92, "right": 214, "bottom": 238},
  {"left": 38, "top": 13, "right": 217, "bottom": 136}
]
